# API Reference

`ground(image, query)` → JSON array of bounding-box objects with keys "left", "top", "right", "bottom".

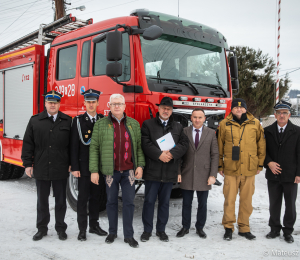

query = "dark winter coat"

[
  {"left": 21, "top": 110, "right": 72, "bottom": 180},
  {"left": 264, "top": 120, "right": 300, "bottom": 182},
  {"left": 70, "top": 112, "right": 104, "bottom": 177},
  {"left": 141, "top": 113, "right": 189, "bottom": 183}
]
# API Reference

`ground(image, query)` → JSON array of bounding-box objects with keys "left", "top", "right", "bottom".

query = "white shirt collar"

[
  {"left": 160, "top": 118, "right": 168, "bottom": 125},
  {"left": 87, "top": 112, "right": 97, "bottom": 122},
  {"left": 47, "top": 112, "right": 58, "bottom": 121},
  {"left": 193, "top": 125, "right": 203, "bottom": 133},
  {"left": 277, "top": 123, "right": 287, "bottom": 132}
]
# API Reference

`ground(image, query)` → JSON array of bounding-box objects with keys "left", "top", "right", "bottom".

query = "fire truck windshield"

[{"left": 140, "top": 34, "right": 229, "bottom": 97}]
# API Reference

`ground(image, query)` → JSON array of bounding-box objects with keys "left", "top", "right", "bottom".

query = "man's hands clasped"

[{"left": 159, "top": 150, "right": 173, "bottom": 163}]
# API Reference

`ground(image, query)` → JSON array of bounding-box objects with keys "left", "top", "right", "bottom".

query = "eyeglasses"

[
  {"left": 110, "top": 103, "right": 124, "bottom": 107},
  {"left": 276, "top": 111, "right": 289, "bottom": 116}
]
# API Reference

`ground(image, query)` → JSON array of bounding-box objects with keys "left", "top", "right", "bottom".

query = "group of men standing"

[{"left": 21, "top": 90, "right": 299, "bottom": 248}]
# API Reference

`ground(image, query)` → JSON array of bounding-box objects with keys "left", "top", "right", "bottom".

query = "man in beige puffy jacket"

[{"left": 218, "top": 98, "right": 266, "bottom": 241}]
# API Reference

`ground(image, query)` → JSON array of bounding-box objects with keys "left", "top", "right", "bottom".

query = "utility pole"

[{"left": 54, "top": 0, "right": 66, "bottom": 20}]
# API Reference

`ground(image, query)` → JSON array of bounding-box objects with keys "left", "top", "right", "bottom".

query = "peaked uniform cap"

[
  {"left": 274, "top": 100, "right": 291, "bottom": 110},
  {"left": 81, "top": 89, "right": 102, "bottom": 101},
  {"left": 43, "top": 90, "right": 62, "bottom": 102}
]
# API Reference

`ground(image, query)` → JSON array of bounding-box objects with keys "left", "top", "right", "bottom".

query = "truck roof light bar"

[
  {"left": 206, "top": 99, "right": 214, "bottom": 102},
  {"left": 218, "top": 99, "right": 226, "bottom": 103},
  {"left": 0, "top": 14, "right": 93, "bottom": 55}
]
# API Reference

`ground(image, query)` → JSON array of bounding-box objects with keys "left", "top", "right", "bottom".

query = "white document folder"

[{"left": 156, "top": 132, "right": 176, "bottom": 151}]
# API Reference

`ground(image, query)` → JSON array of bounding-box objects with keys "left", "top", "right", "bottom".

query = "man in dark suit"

[
  {"left": 140, "top": 97, "right": 189, "bottom": 242},
  {"left": 264, "top": 100, "right": 300, "bottom": 243},
  {"left": 22, "top": 90, "right": 72, "bottom": 241},
  {"left": 177, "top": 108, "right": 219, "bottom": 239},
  {"left": 70, "top": 89, "right": 107, "bottom": 241}
]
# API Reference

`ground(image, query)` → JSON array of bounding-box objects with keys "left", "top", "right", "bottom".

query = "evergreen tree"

[{"left": 229, "top": 46, "right": 290, "bottom": 118}]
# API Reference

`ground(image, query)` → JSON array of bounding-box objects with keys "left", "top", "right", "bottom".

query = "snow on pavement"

[{"left": 0, "top": 170, "right": 299, "bottom": 260}]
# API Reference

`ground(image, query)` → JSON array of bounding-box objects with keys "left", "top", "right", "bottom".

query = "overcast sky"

[{"left": 1, "top": 0, "right": 299, "bottom": 93}]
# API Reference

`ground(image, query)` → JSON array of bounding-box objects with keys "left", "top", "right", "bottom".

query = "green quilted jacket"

[{"left": 89, "top": 113, "right": 145, "bottom": 175}]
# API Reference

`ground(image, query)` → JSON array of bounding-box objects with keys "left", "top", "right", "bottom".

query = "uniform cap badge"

[{"left": 238, "top": 102, "right": 241, "bottom": 106}]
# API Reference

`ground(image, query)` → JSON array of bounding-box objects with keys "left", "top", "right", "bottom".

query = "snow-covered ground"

[{"left": 0, "top": 170, "right": 299, "bottom": 260}]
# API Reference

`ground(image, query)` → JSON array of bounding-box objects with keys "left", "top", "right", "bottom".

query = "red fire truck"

[{"left": 0, "top": 10, "right": 239, "bottom": 211}]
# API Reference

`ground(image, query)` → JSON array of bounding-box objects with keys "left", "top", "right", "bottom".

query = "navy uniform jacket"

[{"left": 70, "top": 112, "right": 104, "bottom": 176}]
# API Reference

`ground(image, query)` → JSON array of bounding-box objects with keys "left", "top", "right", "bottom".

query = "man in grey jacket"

[{"left": 177, "top": 108, "right": 219, "bottom": 238}]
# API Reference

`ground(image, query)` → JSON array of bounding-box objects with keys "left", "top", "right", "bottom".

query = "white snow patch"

[{"left": 0, "top": 171, "right": 299, "bottom": 260}]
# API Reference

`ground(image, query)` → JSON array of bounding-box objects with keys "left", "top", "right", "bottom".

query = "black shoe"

[
  {"left": 176, "top": 228, "right": 189, "bottom": 238},
  {"left": 214, "top": 179, "right": 222, "bottom": 186},
  {"left": 196, "top": 228, "right": 207, "bottom": 239},
  {"left": 223, "top": 228, "right": 232, "bottom": 241},
  {"left": 156, "top": 231, "right": 169, "bottom": 242},
  {"left": 238, "top": 232, "right": 256, "bottom": 240},
  {"left": 124, "top": 237, "right": 139, "bottom": 248},
  {"left": 140, "top": 232, "right": 152, "bottom": 242},
  {"left": 32, "top": 230, "right": 47, "bottom": 241},
  {"left": 89, "top": 225, "right": 108, "bottom": 236},
  {"left": 105, "top": 234, "right": 117, "bottom": 244},
  {"left": 283, "top": 233, "right": 294, "bottom": 243},
  {"left": 266, "top": 230, "right": 280, "bottom": 239},
  {"left": 78, "top": 231, "right": 86, "bottom": 241},
  {"left": 57, "top": 231, "right": 67, "bottom": 241}
]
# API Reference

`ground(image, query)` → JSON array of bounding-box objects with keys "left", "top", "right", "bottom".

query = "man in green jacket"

[{"left": 89, "top": 94, "right": 145, "bottom": 248}]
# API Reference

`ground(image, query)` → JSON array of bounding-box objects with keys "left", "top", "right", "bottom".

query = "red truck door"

[
  {"left": 52, "top": 41, "right": 80, "bottom": 117},
  {"left": 77, "top": 38, "right": 91, "bottom": 114}
]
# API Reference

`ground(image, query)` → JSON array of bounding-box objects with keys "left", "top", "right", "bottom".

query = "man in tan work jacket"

[{"left": 218, "top": 98, "right": 266, "bottom": 241}]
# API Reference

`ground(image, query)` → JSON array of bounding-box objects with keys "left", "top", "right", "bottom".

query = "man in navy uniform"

[
  {"left": 264, "top": 100, "right": 300, "bottom": 243},
  {"left": 22, "top": 90, "right": 72, "bottom": 241},
  {"left": 70, "top": 89, "right": 107, "bottom": 241}
]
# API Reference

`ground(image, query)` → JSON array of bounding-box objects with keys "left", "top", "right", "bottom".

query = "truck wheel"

[
  {"left": 170, "top": 187, "right": 182, "bottom": 198},
  {"left": 66, "top": 173, "right": 107, "bottom": 213},
  {"left": 66, "top": 173, "right": 78, "bottom": 212},
  {"left": 11, "top": 165, "right": 25, "bottom": 179},
  {"left": 0, "top": 161, "right": 13, "bottom": 180}
]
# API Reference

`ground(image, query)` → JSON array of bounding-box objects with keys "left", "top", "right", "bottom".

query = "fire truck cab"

[{"left": 0, "top": 10, "right": 239, "bottom": 212}]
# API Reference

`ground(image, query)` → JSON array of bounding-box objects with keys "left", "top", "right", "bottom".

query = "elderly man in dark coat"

[
  {"left": 140, "top": 96, "right": 189, "bottom": 242},
  {"left": 264, "top": 100, "right": 300, "bottom": 243},
  {"left": 22, "top": 90, "right": 72, "bottom": 241},
  {"left": 177, "top": 108, "right": 219, "bottom": 239}
]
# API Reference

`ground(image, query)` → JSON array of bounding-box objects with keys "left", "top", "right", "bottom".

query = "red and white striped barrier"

[{"left": 276, "top": 0, "right": 281, "bottom": 103}]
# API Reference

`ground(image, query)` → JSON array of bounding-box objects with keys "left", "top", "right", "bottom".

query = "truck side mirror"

[
  {"left": 142, "top": 25, "right": 163, "bottom": 40},
  {"left": 231, "top": 79, "right": 239, "bottom": 95},
  {"left": 106, "top": 62, "right": 122, "bottom": 77},
  {"left": 106, "top": 30, "right": 123, "bottom": 61},
  {"left": 230, "top": 56, "right": 238, "bottom": 79}
]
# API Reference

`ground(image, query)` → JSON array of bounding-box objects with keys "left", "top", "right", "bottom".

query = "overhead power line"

[
  {"left": 81, "top": 0, "right": 139, "bottom": 16},
  {"left": 0, "top": 0, "right": 41, "bottom": 36},
  {"left": 279, "top": 68, "right": 300, "bottom": 78},
  {"left": 0, "top": 0, "right": 47, "bottom": 13}
]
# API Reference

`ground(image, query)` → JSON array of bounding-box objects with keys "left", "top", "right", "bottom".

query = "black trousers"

[
  {"left": 142, "top": 180, "right": 173, "bottom": 233},
  {"left": 267, "top": 180, "right": 298, "bottom": 235},
  {"left": 36, "top": 179, "right": 67, "bottom": 232},
  {"left": 181, "top": 189, "right": 209, "bottom": 230},
  {"left": 77, "top": 176, "right": 101, "bottom": 231}
]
